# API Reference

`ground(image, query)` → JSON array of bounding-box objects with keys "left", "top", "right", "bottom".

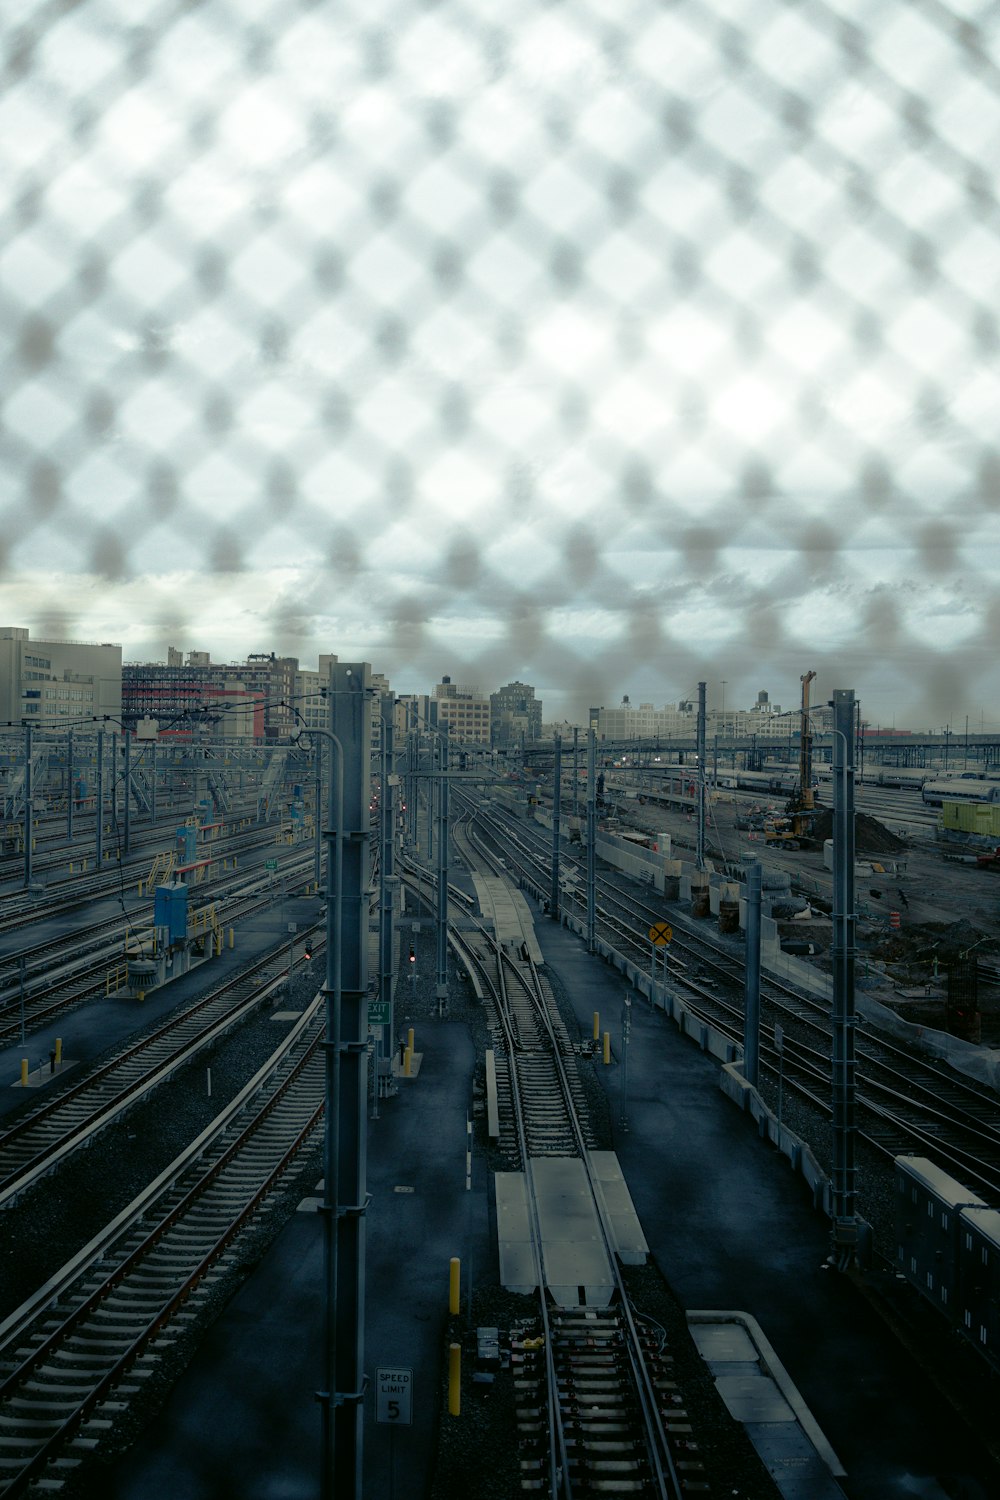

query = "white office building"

[{"left": 0, "top": 627, "right": 121, "bottom": 728}]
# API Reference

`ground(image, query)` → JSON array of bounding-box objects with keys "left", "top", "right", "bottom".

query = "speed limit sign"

[{"left": 376, "top": 1367, "right": 413, "bottom": 1425}]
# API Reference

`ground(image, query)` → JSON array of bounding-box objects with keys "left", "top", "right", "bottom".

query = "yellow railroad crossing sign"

[{"left": 648, "top": 921, "right": 672, "bottom": 945}]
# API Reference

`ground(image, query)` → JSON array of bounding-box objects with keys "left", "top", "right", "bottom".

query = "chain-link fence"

[{"left": 2, "top": 1, "right": 999, "bottom": 724}]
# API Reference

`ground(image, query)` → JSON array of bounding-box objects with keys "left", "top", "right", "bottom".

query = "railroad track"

[
  {"left": 0, "top": 821, "right": 302, "bottom": 938},
  {"left": 0, "top": 926, "right": 323, "bottom": 1209},
  {"left": 447, "top": 826, "right": 691, "bottom": 1498},
  {"left": 0, "top": 855, "right": 317, "bottom": 1044},
  {"left": 0, "top": 998, "right": 325, "bottom": 1497},
  {"left": 469, "top": 796, "right": 1000, "bottom": 1201},
  {"left": 514, "top": 1307, "right": 695, "bottom": 1497}
]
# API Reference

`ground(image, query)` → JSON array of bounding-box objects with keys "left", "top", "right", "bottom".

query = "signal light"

[
  {"left": 303, "top": 942, "right": 313, "bottom": 961},
  {"left": 408, "top": 946, "right": 415, "bottom": 964}
]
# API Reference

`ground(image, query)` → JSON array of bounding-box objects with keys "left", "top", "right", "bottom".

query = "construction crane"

[
  {"left": 764, "top": 670, "right": 817, "bottom": 850},
  {"left": 797, "top": 670, "right": 817, "bottom": 817}
]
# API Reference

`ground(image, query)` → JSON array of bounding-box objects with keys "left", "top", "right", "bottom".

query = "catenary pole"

[
  {"left": 378, "top": 696, "right": 396, "bottom": 1103},
  {"left": 95, "top": 728, "right": 104, "bottom": 869},
  {"left": 67, "top": 728, "right": 73, "bottom": 841},
  {"left": 696, "top": 681, "right": 706, "bottom": 871},
  {"left": 743, "top": 860, "right": 762, "bottom": 1086},
  {"left": 123, "top": 727, "right": 131, "bottom": 856},
  {"left": 318, "top": 703, "right": 343, "bottom": 1500},
  {"left": 550, "top": 734, "right": 561, "bottom": 920},
  {"left": 314, "top": 738, "right": 322, "bottom": 890},
  {"left": 435, "top": 722, "right": 449, "bottom": 1015},
  {"left": 587, "top": 728, "right": 596, "bottom": 953},
  {"left": 330, "top": 662, "right": 371, "bottom": 1498},
  {"left": 831, "top": 688, "right": 861, "bottom": 1267},
  {"left": 572, "top": 726, "right": 579, "bottom": 818},
  {"left": 23, "top": 722, "right": 32, "bottom": 890}
]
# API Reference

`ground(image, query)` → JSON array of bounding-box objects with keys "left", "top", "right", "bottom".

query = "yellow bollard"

[
  {"left": 449, "top": 1257, "right": 460, "bottom": 1316},
  {"left": 448, "top": 1343, "right": 461, "bottom": 1416},
  {"left": 55, "top": 1038, "right": 62, "bottom": 1066},
  {"left": 404, "top": 1046, "right": 413, "bottom": 1077},
  {"left": 593, "top": 1011, "right": 600, "bottom": 1041},
  {"left": 603, "top": 1031, "right": 611, "bottom": 1065},
  {"left": 21, "top": 1058, "right": 29, "bottom": 1087},
  {"left": 407, "top": 1026, "right": 414, "bottom": 1055}
]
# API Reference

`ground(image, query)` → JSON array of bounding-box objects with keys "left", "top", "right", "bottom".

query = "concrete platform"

[
  {"left": 497, "top": 1153, "right": 645, "bottom": 1305},
  {"left": 589, "top": 1150, "right": 649, "bottom": 1265},
  {"left": 688, "top": 1312, "right": 846, "bottom": 1499},
  {"left": 470, "top": 873, "right": 543, "bottom": 964}
]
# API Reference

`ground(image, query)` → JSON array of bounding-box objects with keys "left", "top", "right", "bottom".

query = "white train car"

[
  {"left": 922, "top": 779, "right": 1000, "bottom": 807},
  {"left": 876, "top": 768, "right": 935, "bottom": 790}
]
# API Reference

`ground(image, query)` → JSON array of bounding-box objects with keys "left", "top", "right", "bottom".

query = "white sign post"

[{"left": 376, "top": 1366, "right": 413, "bottom": 1425}]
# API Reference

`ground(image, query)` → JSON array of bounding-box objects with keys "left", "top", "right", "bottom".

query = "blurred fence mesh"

[{"left": 2, "top": 0, "right": 999, "bottom": 718}]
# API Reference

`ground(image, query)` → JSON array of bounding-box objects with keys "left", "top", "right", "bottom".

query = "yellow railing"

[
  {"left": 140, "top": 849, "right": 175, "bottom": 896},
  {"left": 191, "top": 902, "right": 222, "bottom": 954},
  {"left": 106, "top": 963, "right": 128, "bottom": 997}
]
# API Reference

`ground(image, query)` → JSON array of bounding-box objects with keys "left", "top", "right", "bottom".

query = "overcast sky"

[{"left": 2, "top": 0, "right": 999, "bottom": 730}]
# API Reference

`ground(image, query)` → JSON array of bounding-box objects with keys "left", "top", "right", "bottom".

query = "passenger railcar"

[
  {"left": 921, "top": 779, "right": 1000, "bottom": 806},
  {"left": 895, "top": 1156, "right": 1000, "bottom": 1370},
  {"left": 958, "top": 1205, "right": 1000, "bottom": 1358},
  {"left": 876, "top": 768, "right": 934, "bottom": 789}
]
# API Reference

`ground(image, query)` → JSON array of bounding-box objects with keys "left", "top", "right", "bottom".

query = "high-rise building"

[
  {"left": 490, "top": 680, "right": 542, "bottom": 749},
  {"left": 122, "top": 649, "right": 342, "bottom": 740},
  {"left": 434, "top": 676, "right": 491, "bottom": 744}
]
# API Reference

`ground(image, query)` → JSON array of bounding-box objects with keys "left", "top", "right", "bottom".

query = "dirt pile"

[
  {"left": 867, "top": 916, "right": 1000, "bottom": 967},
  {"left": 811, "top": 808, "right": 908, "bottom": 854}
]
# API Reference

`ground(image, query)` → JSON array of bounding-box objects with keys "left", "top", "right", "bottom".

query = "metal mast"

[
  {"left": 321, "top": 661, "right": 372, "bottom": 1500},
  {"left": 378, "top": 694, "right": 396, "bottom": 1104},
  {"left": 696, "top": 681, "right": 706, "bottom": 870},
  {"left": 587, "top": 728, "right": 597, "bottom": 953},
  {"left": 830, "top": 687, "right": 860, "bottom": 1267},
  {"left": 550, "top": 733, "right": 561, "bottom": 920},
  {"left": 435, "top": 722, "right": 449, "bottom": 1015},
  {"left": 743, "top": 860, "right": 762, "bottom": 1087}
]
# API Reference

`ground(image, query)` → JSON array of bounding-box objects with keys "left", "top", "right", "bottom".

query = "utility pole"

[
  {"left": 123, "top": 728, "right": 131, "bottom": 856},
  {"left": 435, "top": 723, "right": 449, "bottom": 1016},
  {"left": 550, "top": 734, "right": 561, "bottom": 920},
  {"left": 23, "top": 723, "right": 32, "bottom": 890},
  {"left": 587, "top": 728, "right": 596, "bottom": 953},
  {"left": 426, "top": 734, "right": 434, "bottom": 862},
  {"left": 67, "top": 727, "right": 73, "bottom": 841},
  {"left": 313, "top": 738, "right": 322, "bottom": 889},
  {"left": 696, "top": 682, "right": 706, "bottom": 871},
  {"left": 743, "top": 861, "right": 761, "bottom": 1086},
  {"left": 96, "top": 728, "right": 104, "bottom": 869},
  {"left": 830, "top": 688, "right": 863, "bottom": 1268},
  {"left": 378, "top": 695, "right": 396, "bottom": 1106},
  {"left": 320, "top": 662, "right": 372, "bottom": 1500},
  {"left": 572, "top": 726, "right": 579, "bottom": 819}
]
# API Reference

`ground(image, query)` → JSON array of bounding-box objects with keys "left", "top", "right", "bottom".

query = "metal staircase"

[
  {"left": 257, "top": 749, "right": 287, "bottom": 822},
  {"left": 3, "top": 747, "right": 49, "bottom": 820},
  {"left": 206, "top": 768, "right": 231, "bottom": 816},
  {"left": 128, "top": 766, "right": 153, "bottom": 815}
]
